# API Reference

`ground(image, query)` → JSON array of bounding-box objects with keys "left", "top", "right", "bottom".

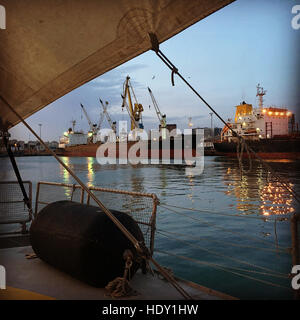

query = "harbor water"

[{"left": 0, "top": 155, "right": 299, "bottom": 299}]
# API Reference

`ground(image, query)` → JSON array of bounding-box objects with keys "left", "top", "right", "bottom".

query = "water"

[{"left": 0, "top": 155, "right": 299, "bottom": 299}]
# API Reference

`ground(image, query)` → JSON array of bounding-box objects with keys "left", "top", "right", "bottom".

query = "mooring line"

[
  {"left": 156, "top": 228, "right": 289, "bottom": 254},
  {"left": 1, "top": 95, "right": 193, "bottom": 300},
  {"left": 160, "top": 202, "right": 289, "bottom": 221},
  {"left": 159, "top": 204, "right": 287, "bottom": 249},
  {"left": 149, "top": 32, "right": 300, "bottom": 204},
  {"left": 157, "top": 230, "right": 287, "bottom": 277},
  {"left": 156, "top": 250, "right": 291, "bottom": 290}
]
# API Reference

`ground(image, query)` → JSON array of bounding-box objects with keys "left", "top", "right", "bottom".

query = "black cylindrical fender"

[{"left": 30, "top": 200, "right": 144, "bottom": 287}]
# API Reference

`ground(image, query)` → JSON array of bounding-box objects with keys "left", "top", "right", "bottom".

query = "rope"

[
  {"left": 159, "top": 202, "right": 288, "bottom": 221},
  {"left": 1, "top": 95, "right": 193, "bottom": 300},
  {"left": 156, "top": 250, "right": 291, "bottom": 290},
  {"left": 156, "top": 228, "right": 289, "bottom": 255},
  {"left": 70, "top": 184, "right": 76, "bottom": 201},
  {"left": 149, "top": 32, "right": 300, "bottom": 204},
  {"left": 159, "top": 204, "right": 287, "bottom": 249},
  {"left": 105, "top": 250, "right": 138, "bottom": 298},
  {"left": 157, "top": 230, "right": 288, "bottom": 277},
  {"left": 156, "top": 249, "right": 288, "bottom": 279}
]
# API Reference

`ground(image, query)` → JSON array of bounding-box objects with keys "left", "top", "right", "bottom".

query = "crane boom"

[
  {"left": 99, "top": 99, "right": 116, "bottom": 133},
  {"left": 148, "top": 87, "right": 166, "bottom": 129},
  {"left": 97, "top": 111, "right": 104, "bottom": 130},
  {"left": 80, "top": 103, "right": 96, "bottom": 132},
  {"left": 122, "top": 76, "right": 144, "bottom": 131}
]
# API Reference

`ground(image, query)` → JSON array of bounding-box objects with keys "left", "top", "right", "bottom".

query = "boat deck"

[{"left": 0, "top": 245, "right": 235, "bottom": 300}]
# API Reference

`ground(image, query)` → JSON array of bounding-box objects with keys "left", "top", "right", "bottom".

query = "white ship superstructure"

[{"left": 221, "top": 85, "right": 294, "bottom": 142}]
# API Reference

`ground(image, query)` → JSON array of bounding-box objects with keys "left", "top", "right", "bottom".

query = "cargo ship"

[
  {"left": 213, "top": 85, "right": 300, "bottom": 159},
  {"left": 56, "top": 131, "right": 209, "bottom": 160}
]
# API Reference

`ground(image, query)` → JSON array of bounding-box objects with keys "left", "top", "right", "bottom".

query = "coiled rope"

[{"left": 1, "top": 95, "right": 193, "bottom": 300}]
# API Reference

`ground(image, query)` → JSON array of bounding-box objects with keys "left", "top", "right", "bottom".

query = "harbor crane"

[
  {"left": 148, "top": 87, "right": 167, "bottom": 130},
  {"left": 80, "top": 103, "right": 97, "bottom": 134},
  {"left": 121, "top": 76, "right": 144, "bottom": 131},
  {"left": 99, "top": 99, "right": 117, "bottom": 134},
  {"left": 97, "top": 111, "right": 105, "bottom": 131}
]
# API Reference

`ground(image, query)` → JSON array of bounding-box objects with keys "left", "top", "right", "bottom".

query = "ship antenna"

[{"left": 256, "top": 83, "right": 266, "bottom": 111}]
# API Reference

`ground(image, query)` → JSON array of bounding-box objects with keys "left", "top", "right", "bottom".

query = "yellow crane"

[{"left": 121, "top": 76, "right": 144, "bottom": 131}]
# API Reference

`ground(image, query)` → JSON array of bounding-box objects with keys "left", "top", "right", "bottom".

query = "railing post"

[{"left": 34, "top": 182, "right": 41, "bottom": 217}]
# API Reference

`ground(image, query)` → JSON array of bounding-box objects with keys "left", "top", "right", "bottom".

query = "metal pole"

[
  {"left": 1, "top": 95, "right": 193, "bottom": 300},
  {"left": 209, "top": 112, "right": 213, "bottom": 142},
  {"left": 38, "top": 124, "right": 42, "bottom": 139}
]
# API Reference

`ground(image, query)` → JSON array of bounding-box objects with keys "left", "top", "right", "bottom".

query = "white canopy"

[{"left": 0, "top": 0, "right": 234, "bottom": 129}]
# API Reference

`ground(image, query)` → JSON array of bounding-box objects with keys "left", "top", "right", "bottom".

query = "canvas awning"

[{"left": 0, "top": 0, "right": 234, "bottom": 129}]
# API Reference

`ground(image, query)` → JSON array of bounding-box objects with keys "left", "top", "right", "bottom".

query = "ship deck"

[{"left": 0, "top": 241, "right": 236, "bottom": 300}]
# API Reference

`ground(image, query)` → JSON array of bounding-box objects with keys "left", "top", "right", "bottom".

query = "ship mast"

[{"left": 256, "top": 83, "right": 266, "bottom": 111}]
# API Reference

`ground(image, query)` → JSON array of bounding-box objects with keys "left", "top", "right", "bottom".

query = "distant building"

[{"left": 48, "top": 141, "right": 59, "bottom": 150}]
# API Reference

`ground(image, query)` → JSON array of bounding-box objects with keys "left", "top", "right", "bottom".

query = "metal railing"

[
  {"left": 0, "top": 181, "right": 32, "bottom": 234},
  {"left": 35, "top": 181, "right": 158, "bottom": 256}
]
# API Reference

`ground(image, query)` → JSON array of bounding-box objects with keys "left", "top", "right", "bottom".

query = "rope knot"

[{"left": 105, "top": 249, "right": 138, "bottom": 298}]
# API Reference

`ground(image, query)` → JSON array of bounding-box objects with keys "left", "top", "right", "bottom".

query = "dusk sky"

[{"left": 9, "top": 0, "right": 300, "bottom": 142}]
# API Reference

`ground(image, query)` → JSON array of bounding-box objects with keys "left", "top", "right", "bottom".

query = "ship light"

[
  {"left": 286, "top": 111, "right": 291, "bottom": 116},
  {"left": 259, "top": 134, "right": 262, "bottom": 138},
  {"left": 268, "top": 111, "right": 273, "bottom": 115},
  {"left": 242, "top": 122, "right": 246, "bottom": 127},
  {"left": 262, "top": 109, "right": 267, "bottom": 113},
  {"left": 280, "top": 112, "right": 284, "bottom": 116},
  {"left": 88, "top": 132, "right": 93, "bottom": 137},
  {"left": 256, "top": 128, "right": 260, "bottom": 131},
  {"left": 64, "top": 132, "right": 69, "bottom": 137},
  {"left": 275, "top": 112, "right": 279, "bottom": 116}
]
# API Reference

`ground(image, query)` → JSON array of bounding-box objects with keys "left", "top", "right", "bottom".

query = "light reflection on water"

[
  {"left": 86, "top": 157, "right": 95, "bottom": 187},
  {"left": 0, "top": 155, "right": 299, "bottom": 299},
  {"left": 223, "top": 164, "right": 296, "bottom": 216}
]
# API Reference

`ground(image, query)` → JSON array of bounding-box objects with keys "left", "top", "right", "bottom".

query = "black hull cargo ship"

[
  {"left": 214, "top": 85, "right": 300, "bottom": 159},
  {"left": 214, "top": 135, "right": 300, "bottom": 159},
  {"left": 0, "top": 0, "right": 237, "bottom": 301}
]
